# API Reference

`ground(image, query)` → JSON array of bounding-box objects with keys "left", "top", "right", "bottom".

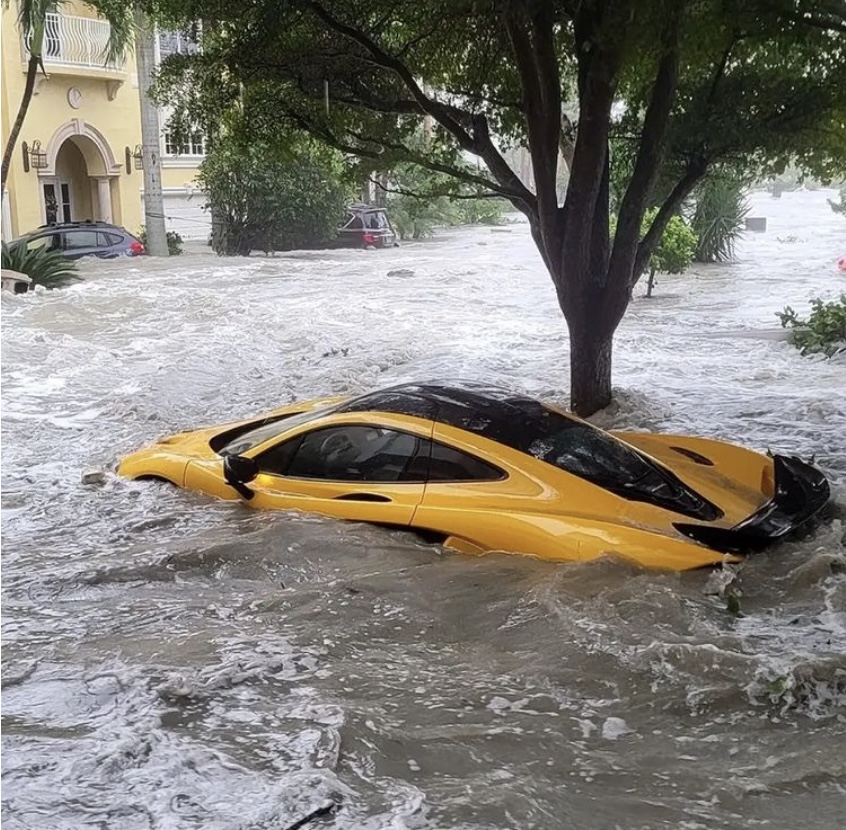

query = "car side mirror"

[{"left": 223, "top": 454, "right": 259, "bottom": 500}]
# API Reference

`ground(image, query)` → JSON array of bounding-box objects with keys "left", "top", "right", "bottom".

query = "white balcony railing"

[{"left": 26, "top": 12, "right": 125, "bottom": 71}]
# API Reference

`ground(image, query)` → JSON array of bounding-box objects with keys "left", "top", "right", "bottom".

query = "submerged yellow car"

[{"left": 118, "top": 383, "right": 830, "bottom": 571}]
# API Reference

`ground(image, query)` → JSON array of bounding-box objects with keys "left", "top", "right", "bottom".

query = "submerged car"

[
  {"left": 118, "top": 383, "right": 830, "bottom": 571},
  {"left": 14, "top": 221, "right": 144, "bottom": 260},
  {"left": 335, "top": 204, "right": 397, "bottom": 248}
]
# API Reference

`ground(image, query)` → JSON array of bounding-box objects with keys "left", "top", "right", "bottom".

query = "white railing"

[{"left": 25, "top": 12, "right": 125, "bottom": 71}]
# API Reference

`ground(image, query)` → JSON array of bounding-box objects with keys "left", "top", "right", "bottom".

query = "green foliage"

[
  {"left": 647, "top": 210, "right": 698, "bottom": 276},
  {"left": 199, "top": 132, "right": 351, "bottom": 255},
  {"left": 386, "top": 163, "right": 458, "bottom": 240},
  {"left": 611, "top": 208, "right": 698, "bottom": 296},
  {"left": 691, "top": 177, "right": 750, "bottom": 263},
  {"left": 1, "top": 240, "right": 81, "bottom": 289},
  {"left": 146, "top": 0, "right": 846, "bottom": 412},
  {"left": 454, "top": 198, "right": 507, "bottom": 227},
  {"left": 138, "top": 226, "right": 184, "bottom": 255},
  {"left": 777, "top": 295, "right": 846, "bottom": 357},
  {"left": 829, "top": 185, "right": 846, "bottom": 216},
  {"left": 385, "top": 159, "right": 506, "bottom": 240}
]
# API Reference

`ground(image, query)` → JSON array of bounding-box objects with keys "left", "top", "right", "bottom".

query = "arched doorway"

[{"left": 39, "top": 121, "right": 122, "bottom": 226}]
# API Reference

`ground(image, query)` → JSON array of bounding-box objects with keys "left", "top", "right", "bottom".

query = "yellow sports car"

[{"left": 118, "top": 383, "right": 830, "bottom": 571}]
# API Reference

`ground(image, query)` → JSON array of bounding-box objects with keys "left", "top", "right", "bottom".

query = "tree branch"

[
  {"left": 300, "top": 0, "right": 536, "bottom": 213},
  {"left": 344, "top": 126, "right": 530, "bottom": 205},
  {"left": 502, "top": 2, "right": 563, "bottom": 262},
  {"left": 609, "top": 9, "right": 682, "bottom": 284},
  {"left": 370, "top": 177, "right": 501, "bottom": 201},
  {"left": 562, "top": 2, "right": 627, "bottom": 250},
  {"left": 302, "top": 0, "right": 478, "bottom": 148},
  {"left": 767, "top": 0, "right": 846, "bottom": 34},
  {"left": 632, "top": 158, "right": 707, "bottom": 285},
  {"left": 705, "top": 36, "right": 737, "bottom": 110},
  {"left": 559, "top": 110, "right": 576, "bottom": 171}
]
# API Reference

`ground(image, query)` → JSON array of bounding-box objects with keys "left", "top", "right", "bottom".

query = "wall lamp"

[
  {"left": 126, "top": 145, "right": 144, "bottom": 172},
  {"left": 22, "top": 139, "right": 47, "bottom": 172}
]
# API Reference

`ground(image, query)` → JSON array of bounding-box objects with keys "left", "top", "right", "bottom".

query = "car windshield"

[{"left": 216, "top": 404, "right": 340, "bottom": 456}]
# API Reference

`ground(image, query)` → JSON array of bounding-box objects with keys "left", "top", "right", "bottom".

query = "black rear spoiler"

[{"left": 673, "top": 455, "right": 830, "bottom": 554}]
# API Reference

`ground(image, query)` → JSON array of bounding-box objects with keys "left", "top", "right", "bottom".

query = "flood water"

[{"left": 2, "top": 189, "right": 845, "bottom": 829}]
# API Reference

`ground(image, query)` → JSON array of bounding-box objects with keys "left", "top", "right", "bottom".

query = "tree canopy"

[{"left": 147, "top": 0, "right": 846, "bottom": 414}]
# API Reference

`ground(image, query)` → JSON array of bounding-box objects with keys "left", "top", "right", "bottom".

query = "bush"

[
  {"left": 691, "top": 176, "right": 749, "bottom": 262},
  {"left": 1, "top": 240, "right": 81, "bottom": 289},
  {"left": 611, "top": 208, "right": 698, "bottom": 296},
  {"left": 200, "top": 134, "right": 350, "bottom": 255},
  {"left": 777, "top": 295, "right": 846, "bottom": 357},
  {"left": 642, "top": 209, "right": 698, "bottom": 297},
  {"left": 138, "top": 227, "right": 184, "bottom": 255}
]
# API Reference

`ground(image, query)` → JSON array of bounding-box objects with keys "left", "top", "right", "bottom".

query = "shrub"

[
  {"left": 691, "top": 177, "right": 749, "bottom": 262},
  {"left": 200, "top": 135, "right": 350, "bottom": 255},
  {"left": 610, "top": 208, "right": 698, "bottom": 296},
  {"left": 777, "top": 295, "right": 846, "bottom": 357},
  {"left": 642, "top": 209, "right": 698, "bottom": 297},
  {"left": 138, "top": 227, "right": 184, "bottom": 255},
  {"left": 1, "top": 240, "right": 81, "bottom": 289}
]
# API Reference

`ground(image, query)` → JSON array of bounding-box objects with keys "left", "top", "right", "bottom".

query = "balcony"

[{"left": 24, "top": 12, "right": 126, "bottom": 73}]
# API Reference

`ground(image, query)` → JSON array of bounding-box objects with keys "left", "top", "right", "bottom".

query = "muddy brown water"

[{"left": 2, "top": 189, "right": 845, "bottom": 829}]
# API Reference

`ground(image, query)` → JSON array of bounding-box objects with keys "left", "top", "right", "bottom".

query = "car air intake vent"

[{"left": 670, "top": 446, "right": 714, "bottom": 466}]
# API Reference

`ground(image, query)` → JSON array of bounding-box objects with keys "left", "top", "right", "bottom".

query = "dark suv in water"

[{"left": 14, "top": 221, "right": 145, "bottom": 260}]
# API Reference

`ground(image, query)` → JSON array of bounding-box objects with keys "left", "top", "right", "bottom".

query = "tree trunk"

[
  {"left": 134, "top": 11, "right": 169, "bottom": 257},
  {"left": 2, "top": 53, "right": 41, "bottom": 192},
  {"left": 646, "top": 267, "right": 656, "bottom": 297},
  {"left": 569, "top": 321, "right": 614, "bottom": 416}
]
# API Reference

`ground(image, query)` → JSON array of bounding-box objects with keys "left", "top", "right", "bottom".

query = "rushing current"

[{"left": 2, "top": 189, "right": 845, "bottom": 830}]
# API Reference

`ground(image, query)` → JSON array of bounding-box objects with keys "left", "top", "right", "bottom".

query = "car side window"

[
  {"left": 26, "top": 234, "right": 57, "bottom": 251},
  {"left": 427, "top": 441, "right": 504, "bottom": 482},
  {"left": 254, "top": 434, "right": 303, "bottom": 476},
  {"left": 64, "top": 230, "right": 99, "bottom": 249},
  {"left": 260, "top": 426, "right": 425, "bottom": 482},
  {"left": 98, "top": 231, "right": 122, "bottom": 245}
]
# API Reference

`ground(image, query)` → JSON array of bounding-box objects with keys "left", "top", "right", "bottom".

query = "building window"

[
  {"left": 157, "top": 29, "right": 200, "bottom": 59},
  {"left": 164, "top": 131, "right": 205, "bottom": 157}
]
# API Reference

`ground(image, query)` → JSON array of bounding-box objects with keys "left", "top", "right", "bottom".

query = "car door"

[
  {"left": 62, "top": 229, "right": 101, "bottom": 259},
  {"left": 412, "top": 435, "right": 532, "bottom": 552},
  {"left": 246, "top": 423, "right": 430, "bottom": 526}
]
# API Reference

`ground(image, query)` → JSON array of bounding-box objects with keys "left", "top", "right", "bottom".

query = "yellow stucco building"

[{"left": 1, "top": 2, "right": 209, "bottom": 241}]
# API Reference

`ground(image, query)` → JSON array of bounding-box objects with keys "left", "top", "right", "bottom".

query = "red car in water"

[{"left": 335, "top": 204, "right": 398, "bottom": 249}]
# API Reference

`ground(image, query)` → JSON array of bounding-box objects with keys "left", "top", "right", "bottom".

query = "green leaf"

[{"left": 1, "top": 240, "right": 81, "bottom": 289}]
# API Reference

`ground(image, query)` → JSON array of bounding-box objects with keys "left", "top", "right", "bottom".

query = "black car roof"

[
  {"left": 335, "top": 383, "right": 721, "bottom": 521},
  {"left": 336, "top": 382, "right": 554, "bottom": 444}
]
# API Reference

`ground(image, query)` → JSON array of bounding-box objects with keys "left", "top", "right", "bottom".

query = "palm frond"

[
  {"left": 691, "top": 177, "right": 750, "bottom": 263},
  {"left": 14, "top": 0, "right": 54, "bottom": 37},
  {"left": 1, "top": 240, "right": 82, "bottom": 289},
  {"left": 90, "top": 0, "right": 137, "bottom": 64}
]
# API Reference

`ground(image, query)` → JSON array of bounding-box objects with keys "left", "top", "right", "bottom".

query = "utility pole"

[{"left": 134, "top": 10, "right": 169, "bottom": 256}]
